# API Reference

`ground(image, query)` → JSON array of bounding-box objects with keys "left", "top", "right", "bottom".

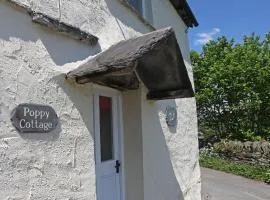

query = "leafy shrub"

[{"left": 192, "top": 33, "right": 270, "bottom": 141}]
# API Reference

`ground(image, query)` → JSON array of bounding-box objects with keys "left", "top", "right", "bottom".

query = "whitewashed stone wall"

[
  {"left": 0, "top": 3, "right": 98, "bottom": 199},
  {"left": 142, "top": 88, "right": 201, "bottom": 200},
  {"left": 143, "top": 1, "right": 201, "bottom": 200},
  {"left": 0, "top": 0, "right": 200, "bottom": 200}
]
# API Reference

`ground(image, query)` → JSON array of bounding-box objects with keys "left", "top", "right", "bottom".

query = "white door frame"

[{"left": 93, "top": 84, "right": 125, "bottom": 200}]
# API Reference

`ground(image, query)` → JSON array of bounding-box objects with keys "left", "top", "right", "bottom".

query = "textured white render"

[
  {"left": 142, "top": 1, "right": 201, "bottom": 200},
  {"left": 0, "top": 0, "right": 200, "bottom": 200},
  {"left": 151, "top": 0, "right": 191, "bottom": 62},
  {"left": 142, "top": 86, "right": 201, "bottom": 200},
  {"left": 122, "top": 88, "right": 144, "bottom": 200},
  {"left": 0, "top": 4, "right": 98, "bottom": 199}
]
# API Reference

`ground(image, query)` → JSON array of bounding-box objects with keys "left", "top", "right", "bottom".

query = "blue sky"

[{"left": 187, "top": 0, "right": 270, "bottom": 51}]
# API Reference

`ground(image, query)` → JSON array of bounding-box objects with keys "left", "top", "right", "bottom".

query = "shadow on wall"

[
  {"left": 53, "top": 74, "right": 95, "bottom": 139},
  {"left": 143, "top": 99, "right": 184, "bottom": 200},
  {"left": 104, "top": 0, "right": 150, "bottom": 37},
  {"left": 12, "top": 76, "right": 94, "bottom": 142},
  {"left": 0, "top": 3, "right": 101, "bottom": 66}
]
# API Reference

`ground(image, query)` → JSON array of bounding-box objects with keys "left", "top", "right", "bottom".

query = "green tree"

[{"left": 191, "top": 33, "right": 270, "bottom": 141}]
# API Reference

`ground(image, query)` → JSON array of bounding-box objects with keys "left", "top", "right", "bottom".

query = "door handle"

[{"left": 115, "top": 160, "right": 121, "bottom": 174}]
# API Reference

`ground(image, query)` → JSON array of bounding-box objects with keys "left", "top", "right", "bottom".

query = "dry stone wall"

[{"left": 213, "top": 140, "right": 270, "bottom": 166}]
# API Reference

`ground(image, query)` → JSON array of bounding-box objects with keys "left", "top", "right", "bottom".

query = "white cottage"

[{"left": 0, "top": 0, "right": 201, "bottom": 199}]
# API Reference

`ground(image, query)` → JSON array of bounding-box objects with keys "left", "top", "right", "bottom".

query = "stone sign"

[
  {"left": 165, "top": 106, "right": 177, "bottom": 127},
  {"left": 10, "top": 104, "right": 58, "bottom": 133}
]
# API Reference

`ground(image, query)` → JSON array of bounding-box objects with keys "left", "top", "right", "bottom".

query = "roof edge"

[{"left": 169, "top": 0, "right": 199, "bottom": 28}]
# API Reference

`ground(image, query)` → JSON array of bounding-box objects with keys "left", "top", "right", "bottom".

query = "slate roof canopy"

[{"left": 67, "top": 27, "right": 194, "bottom": 100}]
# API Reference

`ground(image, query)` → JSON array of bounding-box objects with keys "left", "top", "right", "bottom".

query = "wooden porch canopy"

[{"left": 66, "top": 27, "right": 194, "bottom": 100}]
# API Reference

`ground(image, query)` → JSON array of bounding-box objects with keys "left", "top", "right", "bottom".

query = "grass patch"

[{"left": 200, "top": 154, "right": 270, "bottom": 183}]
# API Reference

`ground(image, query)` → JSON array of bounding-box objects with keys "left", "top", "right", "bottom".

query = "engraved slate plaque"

[
  {"left": 165, "top": 106, "right": 177, "bottom": 127},
  {"left": 10, "top": 104, "right": 58, "bottom": 133}
]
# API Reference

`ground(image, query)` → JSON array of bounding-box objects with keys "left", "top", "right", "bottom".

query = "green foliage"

[
  {"left": 191, "top": 33, "right": 270, "bottom": 141},
  {"left": 200, "top": 154, "right": 270, "bottom": 183}
]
